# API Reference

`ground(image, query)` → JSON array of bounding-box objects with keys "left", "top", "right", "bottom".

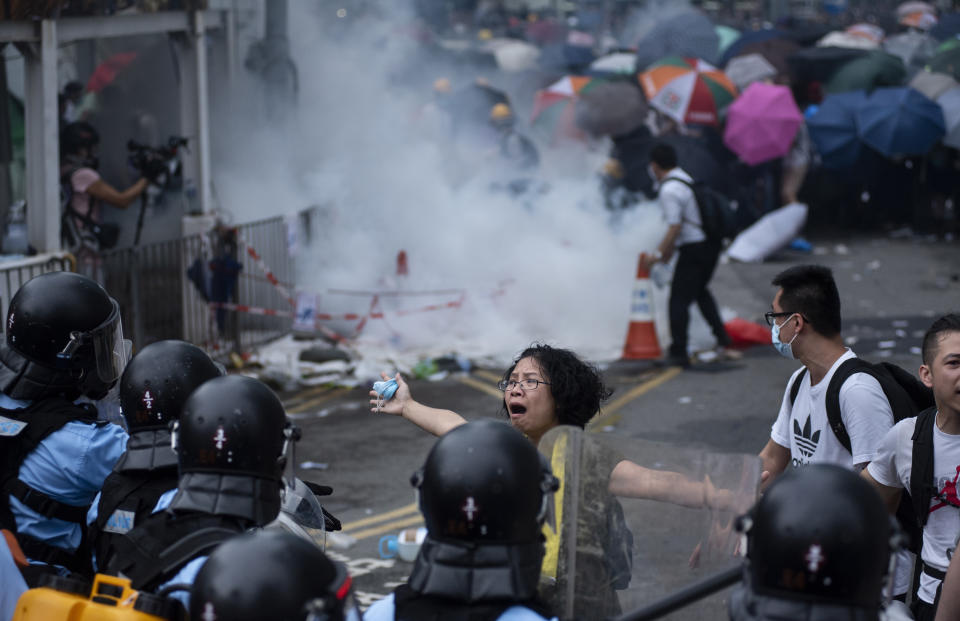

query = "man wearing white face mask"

[{"left": 758, "top": 265, "right": 894, "bottom": 488}]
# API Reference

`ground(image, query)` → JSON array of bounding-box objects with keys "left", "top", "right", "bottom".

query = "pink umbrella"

[{"left": 723, "top": 82, "right": 802, "bottom": 166}]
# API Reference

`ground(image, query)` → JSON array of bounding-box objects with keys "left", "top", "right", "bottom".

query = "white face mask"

[{"left": 771, "top": 314, "right": 799, "bottom": 359}]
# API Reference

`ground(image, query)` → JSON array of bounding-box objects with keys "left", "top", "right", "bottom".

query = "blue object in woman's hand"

[{"left": 373, "top": 378, "right": 399, "bottom": 401}]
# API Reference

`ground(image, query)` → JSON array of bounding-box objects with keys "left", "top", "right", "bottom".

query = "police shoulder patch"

[
  {"left": 104, "top": 509, "right": 136, "bottom": 534},
  {"left": 0, "top": 415, "right": 27, "bottom": 437}
]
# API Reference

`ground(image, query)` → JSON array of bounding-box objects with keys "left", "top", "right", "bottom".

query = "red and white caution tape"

[
  {"left": 209, "top": 295, "right": 465, "bottom": 323},
  {"left": 237, "top": 237, "right": 296, "bottom": 308}
]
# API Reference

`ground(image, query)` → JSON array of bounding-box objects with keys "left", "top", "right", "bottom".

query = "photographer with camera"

[{"left": 60, "top": 121, "right": 163, "bottom": 280}]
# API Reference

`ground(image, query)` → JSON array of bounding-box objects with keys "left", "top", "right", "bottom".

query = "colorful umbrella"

[
  {"left": 807, "top": 91, "right": 868, "bottom": 168},
  {"left": 86, "top": 51, "right": 138, "bottom": 93},
  {"left": 855, "top": 87, "right": 945, "bottom": 156},
  {"left": 638, "top": 57, "right": 738, "bottom": 127},
  {"left": 531, "top": 76, "right": 601, "bottom": 143},
  {"left": 723, "top": 82, "right": 803, "bottom": 165}
]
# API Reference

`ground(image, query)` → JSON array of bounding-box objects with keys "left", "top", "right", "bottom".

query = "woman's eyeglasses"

[{"left": 497, "top": 379, "right": 551, "bottom": 391}]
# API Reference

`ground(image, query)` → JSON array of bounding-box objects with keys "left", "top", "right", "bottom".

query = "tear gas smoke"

[{"left": 211, "top": 2, "right": 674, "bottom": 370}]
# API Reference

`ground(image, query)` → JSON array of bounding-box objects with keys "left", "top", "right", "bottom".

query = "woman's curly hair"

[{"left": 498, "top": 343, "right": 613, "bottom": 428}]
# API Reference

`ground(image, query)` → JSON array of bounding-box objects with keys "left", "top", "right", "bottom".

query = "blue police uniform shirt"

[
  {"left": 1, "top": 393, "right": 128, "bottom": 555},
  {"left": 363, "top": 593, "right": 557, "bottom": 621},
  {"left": 1, "top": 537, "right": 27, "bottom": 621}
]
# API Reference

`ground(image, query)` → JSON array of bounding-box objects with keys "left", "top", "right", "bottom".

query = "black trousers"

[{"left": 668, "top": 239, "right": 729, "bottom": 359}]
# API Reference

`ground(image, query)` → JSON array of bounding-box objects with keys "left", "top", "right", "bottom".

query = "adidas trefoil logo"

[{"left": 793, "top": 416, "right": 820, "bottom": 458}]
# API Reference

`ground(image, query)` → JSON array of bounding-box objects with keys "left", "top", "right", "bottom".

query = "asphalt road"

[{"left": 279, "top": 235, "right": 959, "bottom": 617}]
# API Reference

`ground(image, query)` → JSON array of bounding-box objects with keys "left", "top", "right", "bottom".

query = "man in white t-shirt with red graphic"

[
  {"left": 757, "top": 265, "right": 908, "bottom": 597},
  {"left": 864, "top": 314, "right": 960, "bottom": 621}
]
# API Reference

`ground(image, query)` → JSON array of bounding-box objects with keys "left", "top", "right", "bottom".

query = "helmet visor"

[
  {"left": 90, "top": 301, "right": 131, "bottom": 383},
  {"left": 57, "top": 298, "right": 130, "bottom": 383}
]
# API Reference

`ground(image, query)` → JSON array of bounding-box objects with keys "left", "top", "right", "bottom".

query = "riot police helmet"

[
  {"left": 740, "top": 464, "right": 893, "bottom": 610},
  {"left": 190, "top": 530, "right": 360, "bottom": 621},
  {"left": 174, "top": 375, "right": 289, "bottom": 479},
  {"left": 4, "top": 271, "right": 129, "bottom": 399},
  {"left": 411, "top": 419, "right": 558, "bottom": 544},
  {"left": 120, "top": 340, "right": 223, "bottom": 432}
]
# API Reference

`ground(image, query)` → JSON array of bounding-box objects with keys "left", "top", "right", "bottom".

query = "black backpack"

[
  {"left": 788, "top": 358, "right": 936, "bottom": 552},
  {"left": 661, "top": 177, "right": 741, "bottom": 242}
]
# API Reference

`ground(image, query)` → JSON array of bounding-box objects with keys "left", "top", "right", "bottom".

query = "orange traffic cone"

[
  {"left": 396, "top": 250, "right": 409, "bottom": 276},
  {"left": 622, "top": 255, "right": 662, "bottom": 360}
]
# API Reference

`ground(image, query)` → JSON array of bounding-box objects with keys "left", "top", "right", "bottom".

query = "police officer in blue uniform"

[
  {"left": 0, "top": 272, "right": 129, "bottom": 585},
  {"left": 86, "top": 340, "right": 222, "bottom": 572},
  {"left": 108, "top": 374, "right": 295, "bottom": 609},
  {"left": 364, "top": 420, "right": 560, "bottom": 621}
]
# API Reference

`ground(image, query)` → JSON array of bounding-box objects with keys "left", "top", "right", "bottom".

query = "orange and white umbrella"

[
  {"left": 531, "top": 75, "right": 599, "bottom": 143},
  {"left": 638, "top": 57, "right": 738, "bottom": 127}
]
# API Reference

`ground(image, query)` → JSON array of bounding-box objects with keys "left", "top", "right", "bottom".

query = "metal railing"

[
  {"left": 100, "top": 212, "right": 298, "bottom": 357},
  {"left": 0, "top": 252, "right": 76, "bottom": 322}
]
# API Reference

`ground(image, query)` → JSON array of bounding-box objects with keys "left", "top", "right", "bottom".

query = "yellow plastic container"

[{"left": 13, "top": 573, "right": 183, "bottom": 621}]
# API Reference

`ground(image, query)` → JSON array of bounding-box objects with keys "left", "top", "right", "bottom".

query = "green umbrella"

[
  {"left": 714, "top": 25, "right": 741, "bottom": 55},
  {"left": 825, "top": 51, "right": 906, "bottom": 94},
  {"left": 928, "top": 45, "right": 960, "bottom": 79}
]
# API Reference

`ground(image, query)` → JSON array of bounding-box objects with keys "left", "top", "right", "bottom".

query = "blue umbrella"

[
  {"left": 930, "top": 13, "right": 960, "bottom": 41},
  {"left": 808, "top": 90, "right": 867, "bottom": 168},
  {"left": 855, "top": 87, "right": 945, "bottom": 157}
]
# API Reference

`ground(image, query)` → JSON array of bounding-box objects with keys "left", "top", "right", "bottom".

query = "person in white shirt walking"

[{"left": 641, "top": 142, "right": 732, "bottom": 368}]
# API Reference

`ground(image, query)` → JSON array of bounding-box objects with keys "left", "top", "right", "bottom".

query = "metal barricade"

[
  {"left": 233, "top": 214, "right": 296, "bottom": 352},
  {"left": 100, "top": 213, "right": 297, "bottom": 357},
  {"left": 0, "top": 252, "right": 76, "bottom": 323}
]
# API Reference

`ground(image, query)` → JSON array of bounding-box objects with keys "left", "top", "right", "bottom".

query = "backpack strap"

[
  {"left": 788, "top": 368, "right": 807, "bottom": 408},
  {"left": 822, "top": 358, "right": 877, "bottom": 453},
  {"left": 110, "top": 511, "right": 246, "bottom": 591},
  {"left": 825, "top": 358, "right": 929, "bottom": 455},
  {"left": 910, "top": 407, "right": 939, "bottom": 529}
]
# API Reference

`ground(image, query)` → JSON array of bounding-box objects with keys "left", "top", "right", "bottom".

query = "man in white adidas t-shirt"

[
  {"left": 757, "top": 266, "right": 906, "bottom": 595},
  {"left": 864, "top": 314, "right": 960, "bottom": 621},
  {"left": 759, "top": 265, "right": 894, "bottom": 482}
]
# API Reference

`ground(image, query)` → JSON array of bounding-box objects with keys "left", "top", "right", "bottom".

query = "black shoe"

[{"left": 657, "top": 354, "right": 691, "bottom": 369}]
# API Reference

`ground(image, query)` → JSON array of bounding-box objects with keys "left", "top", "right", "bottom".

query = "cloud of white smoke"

[{"left": 211, "top": 2, "right": 671, "bottom": 371}]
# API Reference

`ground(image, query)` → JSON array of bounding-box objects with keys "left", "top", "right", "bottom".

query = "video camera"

[{"left": 127, "top": 136, "right": 189, "bottom": 190}]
